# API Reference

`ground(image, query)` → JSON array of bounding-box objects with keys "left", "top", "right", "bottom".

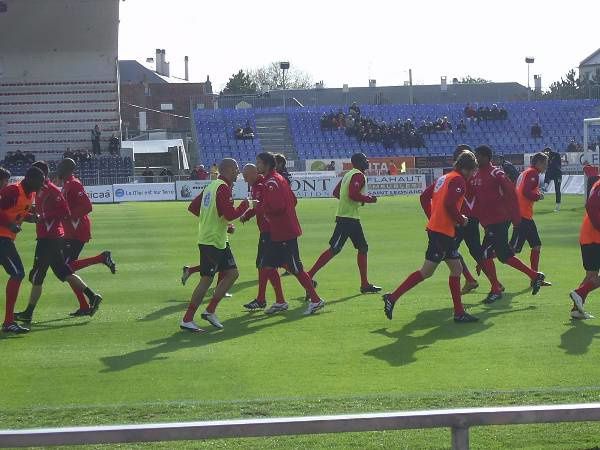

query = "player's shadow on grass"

[
  {"left": 364, "top": 305, "right": 535, "bottom": 367},
  {"left": 559, "top": 320, "right": 600, "bottom": 355},
  {"left": 100, "top": 294, "right": 358, "bottom": 372},
  {"left": 138, "top": 281, "right": 260, "bottom": 323}
]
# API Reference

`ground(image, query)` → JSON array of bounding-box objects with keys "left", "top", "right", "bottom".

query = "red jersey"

[
  {"left": 62, "top": 175, "right": 92, "bottom": 242},
  {"left": 471, "top": 163, "right": 521, "bottom": 227},
  {"left": 515, "top": 167, "right": 542, "bottom": 220},
  {"left": 258, "top": 170, "right": 302, "bottom": 242},
  {"left": 584, "top": 164, "right": 600, "bottom": 178},
  {"left": 35, "top": 181, "right": 70, "bottom": 239},
  {"left": 240, "top": 175, "right": 269, "bottom": 233},
  {"left": 581, "top": 179, "right": 600, "bottom": 244}
]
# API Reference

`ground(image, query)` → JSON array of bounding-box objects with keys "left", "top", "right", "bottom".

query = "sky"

[{"left": 118, "top": 0, "right": 600, "bottom": 92}]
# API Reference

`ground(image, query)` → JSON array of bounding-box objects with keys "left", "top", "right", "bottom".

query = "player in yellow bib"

[
  {"left": 306, "top": 153, "right": 381, "bottom": 294},
  {"left": 180, "top": 159, "right": 250, "bottom": 332}
]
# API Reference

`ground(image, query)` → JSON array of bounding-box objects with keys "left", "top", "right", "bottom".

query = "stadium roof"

[
  {"left": 119, "top": 60, "right": 190, "bottom": 84},
  {"left": 580, "top": 48, "right": 600, "bottom": 67}
]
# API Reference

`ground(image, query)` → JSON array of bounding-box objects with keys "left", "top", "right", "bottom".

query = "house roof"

[
  {"left": 118, "top": 60, "right": 190, "bottom": 84},
  {"left": 580, "top": 48, "right": 600, "bottom": 67}
]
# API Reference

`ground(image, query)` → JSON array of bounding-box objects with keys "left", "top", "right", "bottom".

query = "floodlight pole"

[
  {"left": 280, "top": 61, "right": 290, "bottom": 110},
  {"left": 525, "top": 57, "right": 535, "bottom": 101}
]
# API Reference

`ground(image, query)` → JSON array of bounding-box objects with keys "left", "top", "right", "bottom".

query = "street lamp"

[
  {"left": 525, "top": 57, "right": 535, "bottom": 100},
  {"left": 280, "top": 61, "right": 290, "bottom": 110}
]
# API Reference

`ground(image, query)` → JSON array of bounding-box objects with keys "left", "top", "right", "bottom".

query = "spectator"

[
  {"left": 234, "top": 127, "right": 244, "bottom": 140},
  {"left": 567, "top": 138, "right": 581, "bottom": 152},
  {"left": 91, "top": 125, "right": 101, "bottom": 154},
  {"left": 388, "top": 161, "right": 399, "bottom": 176},
  {"left": 159, "top": 167, "right": 173, "bottom": 181},
  {"left": 457, "top": 119, "right": 467, "bottom": 133},
  {"left": 349, "top": 102, "right": 360, "bottom": 117},
  {"left": 326, "top": 161, "right": 336, "bottom": 171},
  {"left": 141, "top": 165, "right": 154, "bottom": 183},
  {"left": 210, "top": 163, "right": 219, "bottom": 179},
  {"left": 109, "top": 134, "right": 120, "bottom": 155},
  {"left": 464, "top": 103, "right": 477, "bottom": 119},
  {"left": 197, "top": 164, "right": 209, "bottom": 180},
  {"left": 242, "top": 121, "right": 255, "bottom": 140},
  {"left": 531, "top": 123, "right": 542, "bottom": 139}
]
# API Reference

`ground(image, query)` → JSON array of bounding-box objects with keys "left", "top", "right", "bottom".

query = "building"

[
  {"left": 119, "top": 50, "right": 214, "bottom": 137},
  {"left": 579, "top": 48, "right": 600, "bottom": 82}
]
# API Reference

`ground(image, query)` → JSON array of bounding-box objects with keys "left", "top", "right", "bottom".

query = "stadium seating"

[
  {"left": 194, "top": 100, "right": 600, "bottom": 166},
  {"left": 1, "top": 155, "right": 133, "bottom": 186}
]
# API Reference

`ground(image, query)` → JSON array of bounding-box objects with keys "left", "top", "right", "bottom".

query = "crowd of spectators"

[
  {"left": 234, "top": 121, "right": 255, "bottom": 140},
  {"left": 417, "top": 116, "right": 454, "bottom": 134},
  {"left": 464, "top": 103, "right": 508, "bottom": 121},
  {"left": 64, "top": 148, "right": 93, "bottom": 164},
  {"left": 320, "top": 110, "right": 347, "bottom": 130},
  {"left": 2, "top": 150, "right": 35, "bottom": 165}
]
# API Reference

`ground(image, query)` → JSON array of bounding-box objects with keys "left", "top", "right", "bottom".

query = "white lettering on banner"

[
  {"left": 85, "top": 185, "right": 114, "bottom": 204},
  {"left": 366, "top": 175, "right": 427, "bottom": 196},
  {"left": 525, "top": 152, "right": 600, "bottom": 167},
  {"left": 112, "top": 183, "right": 176, "bottom": 202},
  {"left": 176, "top": 180, "right": 248, "bottom": 200}
]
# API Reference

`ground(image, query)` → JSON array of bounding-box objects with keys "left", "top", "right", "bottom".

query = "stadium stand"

[{"left": 194, "top": 100, "right": 600, "bottom": 166}]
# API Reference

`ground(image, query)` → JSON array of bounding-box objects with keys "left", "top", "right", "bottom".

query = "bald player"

[
  {"left": 240, "top": 164, "right": 286, "bottom": 312},
  {"left": 180, "top": 158, "right": 250, "bottom": 332}
]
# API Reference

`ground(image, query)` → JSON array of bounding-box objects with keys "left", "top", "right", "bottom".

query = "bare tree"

[{"left": 248, "top": 62, "right": 313, "bottom": 92}]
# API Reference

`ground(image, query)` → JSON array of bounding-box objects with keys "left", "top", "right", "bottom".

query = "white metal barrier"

[{"left": 2, "top": 403, "right": 600, "bottom": 449}]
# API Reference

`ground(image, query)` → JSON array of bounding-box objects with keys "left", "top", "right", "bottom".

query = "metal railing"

[{"left": 1, "top": 403, "right": 600, "bottom": 449}]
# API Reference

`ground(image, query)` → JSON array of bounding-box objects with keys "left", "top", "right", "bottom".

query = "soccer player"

[
  {"left": 239, "top": 164, "right": 286, "bottom": 312},
  {"left": 1, "top": 167, "right": 45, "bottom": 333},
  {"left": 55, "top": 158, "right": 115, "bottom": 315},
  {"left": 14, "top": 162, "right": 103, "bottom": 323},
  {"left": 473, "top": 145, "right": 546, "bottom": 303},
  {"left": 421, "top": 145, "right": 500, "bottom": 295},
  {"left": 256, "top": 152, "right": 325, "bottom": 315},
  {"left": 382, "top": 151, "right": 479, "bottom": 323},
  {"left": 0, "top": 167, "right": 11, "bottom": 189},
  {"left": 542, "top": 147, "right": 562, "bottom": 212},
  {"left": 180, "top": 158, "right": 249, "bottom": 332},
  {"left": 509, "top": 152, "right": 549, "bottom": 276},
  {"left": 306, "top": 153, "right": 381, "bottom": 294},
  {"left": 569, "top": 176, "right": 600, "bottom": 319}
]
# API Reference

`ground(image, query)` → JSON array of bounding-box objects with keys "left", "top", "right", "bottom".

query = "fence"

[{"left": 2, "top": 403, "right": 600, "bottom": 449}]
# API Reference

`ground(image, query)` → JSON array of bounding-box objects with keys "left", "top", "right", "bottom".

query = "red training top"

[
  {"left": 471, "top": 162, "right": 521, "bottom": 227},
  {"left": 240, "top": 175, "right": 270, "bottom": 233},
  {"left": 515, "top": 167, "right": 542, "bottom": 220},
  {"left": 584, "top": 164, "right": 600, "bottom": 178},
  {"left": 580, "top": 179, "right": 600, "bottom": 244},
  {"left": 257, "top": 170, "right": 302, "bottom": 242},
  {"left": 36, "top": 181, "right": 70, "bottom": 239},
  {"left": 62, "top": 175, "right": 92, "bottom": 243}
]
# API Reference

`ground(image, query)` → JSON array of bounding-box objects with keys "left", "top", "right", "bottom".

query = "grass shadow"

[
  {"left": 100, "top": 294, "right": 359, "bottom": 373},
  {"left": 364, "top": 305, "right": 535, "bottom": 367},
  {"left": 559, "top": 320, "right": 600, "bottom": 355}
]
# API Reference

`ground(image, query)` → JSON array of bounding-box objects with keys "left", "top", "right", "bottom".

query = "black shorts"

[
  {"left": 263, "top": 238, "right": 304, "bottom": 274},
  {"left": 329, "top": 217, "right": 368, "bottom": 253},
  {"left": 256, "top": 232, "right": 270, "bottom": 269},
  {"left": 0, "top": 237, "right": 25, "bottom": 279},
  {"left": 198, "top": 243, "right": 237, "bottom": 277},
  {"left": 425, "top": 231, "right": 460, "bottom": 263},
  {"left": 482, "top": 221, "right": 515, "bottom": 262},
  {"left": 29, "top": 239, "right": 74, "bottom": 285},
  {"left": 510, "top": 218, "right": 541, "bottom": 253},
  {"left": 581, "top": 244, "right": 600, "bottom": 271},
  {"left": 64, "top": 239, "right": 85, "bottom": 263},
  {"left": 454, "top": 217, "right": 484, "bottom": 261}
]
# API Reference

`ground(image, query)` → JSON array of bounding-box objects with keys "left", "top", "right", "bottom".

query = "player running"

[
  {"left": 1, "top": 168, "right": 45, "bottom": 333},
  {"left": 473, "top": 145, "right": 547, "bottom": 303},
  {"left": 306, "top": 152, "right": 381, "bottom": 294},
  {"left": 256, "top": 152, "right": 326, "bottom": 315},
  {"left": 180, "top": 158, "right": 249, "bottom": 332},
  {"left": 569, "top": 177, "right": 600, "bottom": 320},
  {"left": 382, "top": 151, "right": 479, "bottom": 323},
  {"left": 509, "top": 152, "right": 549, "bottom": 276},
  {"left": 421, "top": 145, "right": 501, "bottom": 296},
  {"left": 239, "top": 164, "right": 287, "bottom": 312},
  {"left": 14, "top": 162, "right": 103, "bottom": 323}
]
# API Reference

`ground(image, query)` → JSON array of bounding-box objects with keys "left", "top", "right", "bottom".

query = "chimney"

[
  {"left": 184, "top": 56, "right": 189, "bottom": 81},
  {"left": 155, "top": 48, "right": 161, "bottom": 74},
  {"left": 162, "top": 49, "right": 169, "bottom": 77}
]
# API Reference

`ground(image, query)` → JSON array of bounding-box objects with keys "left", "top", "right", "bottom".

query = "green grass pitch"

[{"left": 2, "top": 194, "right": 600, "bottom": 449}]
